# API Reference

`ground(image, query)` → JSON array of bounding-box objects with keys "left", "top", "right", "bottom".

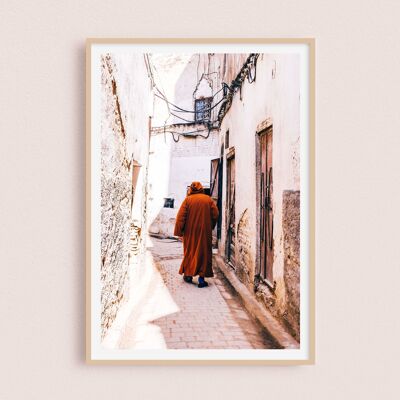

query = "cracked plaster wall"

[
  {"left": 217, "top": 54, "right": 301, "bottom": 340},
  {"left": 100, "top": 53, "right": 152, "bottom": 338}
]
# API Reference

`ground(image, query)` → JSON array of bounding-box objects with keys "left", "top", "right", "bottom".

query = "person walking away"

[{"left": 174, "top": 181, "right": 219, "bottom": 288}]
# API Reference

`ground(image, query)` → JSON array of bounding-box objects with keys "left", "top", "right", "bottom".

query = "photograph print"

[{"left": 86, "top": 39, "right": 314, "bottom": 363}]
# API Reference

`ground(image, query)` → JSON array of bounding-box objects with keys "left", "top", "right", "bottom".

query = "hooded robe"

[{"left": 174, "top": 181, "right": 219, "bottom": 278}]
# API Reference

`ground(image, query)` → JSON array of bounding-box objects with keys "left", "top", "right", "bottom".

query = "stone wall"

[
  {"left": 235, "top": 209, "right": 253, "bottom": 289},
  {"left": 100, "top": 53, "right": 152, "bottom": 339},
  {"left": 253, "top": 191, "right": 300, "bottom": 341},
  {"left": 282, "top": 190, "right": 300, "bottom": 340},
  {"left": 216, "top": 53, "right": 301, "bottom": 343},
  {"left": 100, "top": 54, "right": 132, "bottom": 338}
]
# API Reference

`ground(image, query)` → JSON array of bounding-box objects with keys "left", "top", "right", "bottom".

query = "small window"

[
  {"left": 163, "top": 198, "right": 174, "bottom": 208},
  {"left": 225, "top": 130, "right": 230, "bottom": 149},
  {"left": 195, "top": 97, "right": 212, "bottom": 122}
]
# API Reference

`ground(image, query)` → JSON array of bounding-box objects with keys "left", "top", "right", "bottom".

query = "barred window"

[{"left": 195, "top": 97, "right": 212, "bottom": 122}]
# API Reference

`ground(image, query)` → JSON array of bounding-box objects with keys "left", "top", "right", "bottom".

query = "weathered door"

[
  {"left": 260, "top": 128, "right": 274, "bottom": 282},
  {"left": 210, "top": 158, "right": 220, "bottom": 247},
  {"left": 226, "top": 154, "right": 235, "bottom": 267}
]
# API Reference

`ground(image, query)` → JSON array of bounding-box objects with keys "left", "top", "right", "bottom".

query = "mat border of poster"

[{"left": 85, "top": 38, "right": 315, "bottom": 365}]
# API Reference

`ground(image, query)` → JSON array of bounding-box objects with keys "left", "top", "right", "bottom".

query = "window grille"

[{"left": 195, "top": 97, "right": 212, "bottom": 122}]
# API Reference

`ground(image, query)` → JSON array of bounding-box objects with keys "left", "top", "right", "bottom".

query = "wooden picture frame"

[{"left": 86, "top": 38, "right": 315, "bottom": 364}]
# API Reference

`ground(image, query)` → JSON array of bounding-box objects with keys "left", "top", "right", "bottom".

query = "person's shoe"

[
  {"left": 198, "top": 277, "right": 209, "bottom": 288},
  {"left": 183, "top": 275, "right": 193, "bottom": 283}
]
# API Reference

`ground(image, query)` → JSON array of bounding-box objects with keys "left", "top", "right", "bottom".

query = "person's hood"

[{"left": 188, "top": 181, "right": 204, "bottom": 195}]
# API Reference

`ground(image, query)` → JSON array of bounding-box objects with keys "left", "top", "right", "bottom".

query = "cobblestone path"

[
  {"left": 111, "top": 236, "right": 277, "bottom": 350},
  {"left": 148, "top": 237, "right": 276, "bottom": 349}
]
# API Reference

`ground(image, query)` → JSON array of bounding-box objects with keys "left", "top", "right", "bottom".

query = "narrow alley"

[
  {"left": 150, "top": 237, "right": 278, "bottom": 349},
  {"left": 109, "top": 236, "right": 278, "bottom": 350},
  {"left": 100, "top": 51, "right": 301, "bottom": 352}
]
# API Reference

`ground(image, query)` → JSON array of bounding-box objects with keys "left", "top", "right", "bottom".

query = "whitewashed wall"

[
  {"left": 148, "top": 53, "right": 221, "bottom": 237},
  {"left": 218, "top": 53, "right": 300, "bottom": 334},
  {"left": 100, "top": 53, "right": 152, "bottom": 338},
  {"left": 148, "top": 130, "right": 219, "bottom": 237}
]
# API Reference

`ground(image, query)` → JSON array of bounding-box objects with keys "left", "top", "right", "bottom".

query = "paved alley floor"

[{"left": 109, "top": 236, "right": 277, "bottom": 350}]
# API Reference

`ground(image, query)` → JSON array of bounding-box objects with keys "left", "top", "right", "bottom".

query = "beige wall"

[
  {"left": 148, "top": 128, "right": 219, "bottom": 237},
  {"left": 218, "top": 53, "right": 300, "bottom": 337},
  {"left": 100, "top": 53, "right": 152, "bottom": 337},
  {"left": 1, "top": 1, "right": 400, "bottom": 399},
  {"left": 148, "top": 53, "right": 221, "bottom": 237},
  {"left": 170, "top": 54, "right": 225, "bottom": 125}
]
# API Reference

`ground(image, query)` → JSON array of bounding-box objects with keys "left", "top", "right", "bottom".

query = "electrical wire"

[
  {"left": 154, "top": 87, "right": 224, "bottom": 114},
  {"left": 148, "top": 56, "right": 172, "bottom": 125},
  {"left": 143, "top": 54, "right": 155, "bottom": 87},
  {"left": 149, "top": 53, "right": 258, "bottom": 119},
  {"left": 154, "top": 92, "right": 226, "bottom": 123},
  {"left": 151, "top": 126, "right": 210, "bottom": 135},
  {"left": 169, "top": 130, "right": 210, "bottom": 142},
  {"left": 148, "top": 53, "right": 259, "bottom": 144},
  {"left": 152, "top": 126, "right": 213, "bottom": 142},
  {"left": 247, "top": 54, "right": 259, "bottom": 83},
  {"left": 164, "top": 129, "right": 211, "bottom": 139},
  {"left": 169, "top": 111, "right": 195, "bottom": 123}
]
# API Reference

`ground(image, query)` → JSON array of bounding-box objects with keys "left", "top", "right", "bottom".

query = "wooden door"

[
  {"left": 260, "top": 129, "right": 274, "bottom": 282},
  {"left": 210, "top": 158, "right": 220, "bottom": 247},
  {"left": 226, "top": 155, "right": 235, "bottom": 267}
]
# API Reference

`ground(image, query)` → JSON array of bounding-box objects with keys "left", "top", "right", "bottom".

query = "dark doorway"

[
  {"left": 226, "top": 151, "right": 235, "bottom": 268},
  {"left": 210, "top": 158, "right": 220, "bottom": 247},
  {"left": 259, "top": 127, "right": 274, "bottom": 283}
]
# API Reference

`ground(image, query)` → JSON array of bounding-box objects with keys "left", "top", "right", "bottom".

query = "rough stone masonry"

[
  {"left": 100, "top": 55, "right": 133, "bottom": 338},
  {"left": 282, "top": 190, "right": 300, "bottom": 340}
]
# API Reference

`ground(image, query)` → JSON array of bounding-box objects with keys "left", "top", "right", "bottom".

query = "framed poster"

[{"left": 86, "top": 38, "right": 315, "bottom": 364}]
